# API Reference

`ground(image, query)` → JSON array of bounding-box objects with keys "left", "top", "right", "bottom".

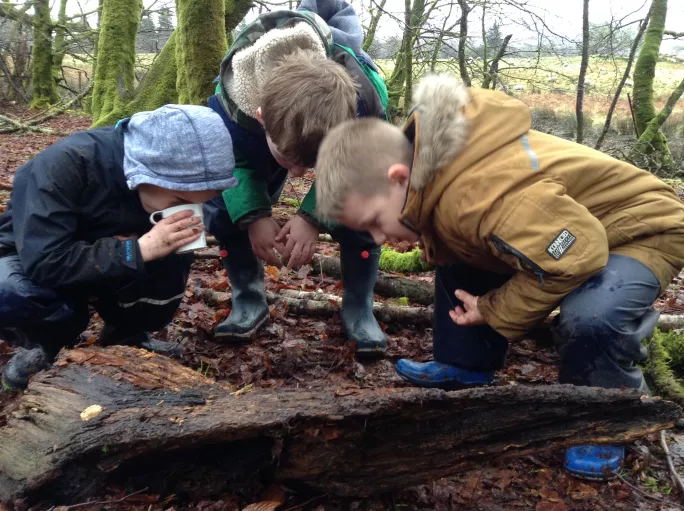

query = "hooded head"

[
  {"left": 122, "top": 104, "right": 237, "bottom": 193},
  {"left": 314, "top": 73, "right": 531, "bottom": 245}
]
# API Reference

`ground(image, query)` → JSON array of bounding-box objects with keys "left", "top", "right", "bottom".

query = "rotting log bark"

[
  {"left": 312, "top": 254, "right": 434, "bottom": 305},
  {"left": 0, "top": 346, "right": 678, "bottom": 505}
]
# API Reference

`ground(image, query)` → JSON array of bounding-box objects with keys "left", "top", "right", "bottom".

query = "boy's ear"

[
  {"left": 387, "top": 163, "right": 410, "bottom": 187},
  {"left": 255, "top": 107, "right": 263, "bottom": 125}
]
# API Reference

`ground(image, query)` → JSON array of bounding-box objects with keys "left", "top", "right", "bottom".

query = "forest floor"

[{"left": 1, "top": 107, "right": 684, "bottom": 511}]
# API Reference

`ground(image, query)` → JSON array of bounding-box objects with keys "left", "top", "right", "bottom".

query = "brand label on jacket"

[{"left": 546, "top": 229, "right": 576, "bottom": 260}]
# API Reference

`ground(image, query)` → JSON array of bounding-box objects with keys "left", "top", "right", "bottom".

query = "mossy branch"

[{"left": 379, "top": 246, "right": 433, "bottom": 273}]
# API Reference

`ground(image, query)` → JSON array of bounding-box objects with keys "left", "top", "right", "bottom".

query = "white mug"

[{"left": 149, "top": 203, "right": 207, "bottom": 254}]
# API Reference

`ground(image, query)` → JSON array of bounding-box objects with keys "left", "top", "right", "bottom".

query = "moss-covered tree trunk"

[
  {"left": 30, "top": 0, "right": 59, "bottom": 109},
  {"left": 91, "top": 0, "right": 142, "bottom": 124},
  {"left": 52, "top": 0, "right": 69, "bottom": 83},
  {"left": 91, "top": 0, "right": 251, "bottom": 127},
  {"left": 93, "top": 31, "right": 179, "bottom": 127},
  {"left": 176, "top": 0, "right": 227, "bottom": 105},
  {"left": 630, "top": 76, "right": 684, "bottom": 175},
  {"left": 632, "top": 0, "right": 673, "bottom": 168}
]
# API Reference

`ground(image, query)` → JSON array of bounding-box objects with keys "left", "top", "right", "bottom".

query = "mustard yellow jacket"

[{"left": 400, "top": 76, "right": 684, "bottom": 340}]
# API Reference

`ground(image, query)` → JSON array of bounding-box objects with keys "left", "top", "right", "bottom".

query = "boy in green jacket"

[{"left": 204, "top": 1, "right": 390, "bottom": 355}]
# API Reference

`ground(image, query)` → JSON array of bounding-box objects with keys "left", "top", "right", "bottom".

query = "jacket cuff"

[
  {"left": 235, "top": 209, "right": 273, "bottom": 230},
  {"left": 477, "top": 290, "right": 525, "bottom": 341}
]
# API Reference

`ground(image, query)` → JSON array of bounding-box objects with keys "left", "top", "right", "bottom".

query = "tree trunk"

[
  {"left": 52, "top": 0, "right": 69, "bottom": 82},
  {"left": 29, "top": 0, "right": 59, "bottom": 109},
  {"left": 92, "top": 0, "right": 250, "bottom": 127},
  {"left": 595, "top": 11, "right": 651, "bottom": 150},
  {"left": 632, "top": 0, "right": 673, "bottom": 168},
  {"left": 456, "top": 0, "right": 471, "bottom": 86},
  {"left": 93, "top": 31, "right": 178, "bottom": 127},
  {"left": 0, "top": 346, "right": 677, "bottom": 505},
  {"left": 630, "top": 76, "right": 684, "bottom": 175},
  {"left": 176, "top": 0, "right": 227, "bottom": 105},
  {"left": 481, "top": 34, "right": 511, "bottom": 89},
  {"left": 225, "top": 0, "right": 254, "bottom": 46},
  {"left": 362, "top": 0, "right": 386, "bottom": 52},
  {"left": 312, "top": 254, "right": 434, "bottom": 305},
  {"left": 91, "top": 0, "right": 143, "bottom": 124},
  {"left": 575, "top": 0, "right": 589, "bottom": 144}
]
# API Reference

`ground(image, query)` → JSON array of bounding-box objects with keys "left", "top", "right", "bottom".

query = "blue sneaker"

[
  {"left": 395, "top": 359, "right": 494, "bottom": 390},
  {"left": 564, "top": 445, "right": 624, "bottom": 481}
]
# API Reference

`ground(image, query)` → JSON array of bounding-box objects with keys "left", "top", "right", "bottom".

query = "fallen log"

[
  {"left": 191, "top": 286, "right": 434, "bottom": 326},
  {"left": 312, "top": 254, "right": 434, "bottom": 305},
  {"left": 0, "top": 346, "right": 678, "bottom": 505}
]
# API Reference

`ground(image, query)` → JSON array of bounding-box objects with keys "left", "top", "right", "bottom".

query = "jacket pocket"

[{"left": 490, "top": 235, "right": 549, "bottom": 284}]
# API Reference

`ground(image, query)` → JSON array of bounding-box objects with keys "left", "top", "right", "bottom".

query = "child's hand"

[
  {"left": 275, "top": 215, "right": 319, "bottom": 269},
  {"left": 138, "top": 210, "right": 203, "bottom": 262},
  {"left": 247, "top": 217, "right": 286, "bottom": 268},
  {"left": 449, "top": 289, "right": 485, "bottom": 326}
]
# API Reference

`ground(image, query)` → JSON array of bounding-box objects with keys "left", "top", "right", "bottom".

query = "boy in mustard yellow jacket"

[{"left": 313, "top": 74, "right": 684, "bottom": 481}]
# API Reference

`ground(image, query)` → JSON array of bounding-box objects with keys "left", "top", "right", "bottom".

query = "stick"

[
  {"left": 0, "top": 114, "right": 67, "bottom": 136},
  {"left": 312, "top": 254, "right": 434, "bottom": 305},
  {"left": 59, "top": 487, "right": 150, "bottom": 510},
  {"left": 617, "top": 473, "right": 674, "bottom": 505},
  {"left": 660, "top": 430, "right": 684, "bottom": 498}
]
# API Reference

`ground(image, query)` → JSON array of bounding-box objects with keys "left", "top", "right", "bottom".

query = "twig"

[
  {"left": 617, "top": 473, "right": 674, "bottom": 504},
  {"left": 660, "top": 430, "right": 684, "bottom": 499},
  {"left": 0, "top": 114, "right": 67, "bottom": 136},
  {"left": 59, "top": 487, "right": 150, "bottom": 510}
]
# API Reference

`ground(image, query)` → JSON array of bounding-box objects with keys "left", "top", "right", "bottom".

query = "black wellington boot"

[
  {"left": 99, "top": 324, "right": 182, "bottom": 357},
  {"left": 1, "top": 328, "right": 58, "bottom": 391},
  {"left": 213, "top": 235, "right": 269, "bottom": 343},
  {"left": 340, "top": 245, "right": 387, "bottom": 356}
]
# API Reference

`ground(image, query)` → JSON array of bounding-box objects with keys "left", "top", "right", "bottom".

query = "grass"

[{"left": 376, "top": 55, "right": 684, "bottom": 99}]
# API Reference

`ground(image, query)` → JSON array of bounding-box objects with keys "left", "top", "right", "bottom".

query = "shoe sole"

[
  {"left": 396, "top": 370, "right": 492, "bottom": 391},
  {"left": 214, "top": 314, "right": 269, "bottom": 344},
  {"left": 565, "top": 467, "right": 621, "bottom": 482},
  {"left": 356, "top": 346, "right": 387, "bottom": 358}
]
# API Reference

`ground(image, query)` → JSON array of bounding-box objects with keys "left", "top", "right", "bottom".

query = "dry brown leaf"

[
  {"left": 535, "top": 501, "right": 568, "bottom": 511},
  {"left": 570, "top": 482, "right": 599, "bottom": 500},
  {"left": 241, "top": 501, "right": 282, "bottom": 511}
]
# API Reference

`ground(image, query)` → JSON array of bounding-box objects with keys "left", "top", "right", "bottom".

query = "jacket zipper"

[{"left": 491, "top": 236, "right": 547, "bottom": 284}]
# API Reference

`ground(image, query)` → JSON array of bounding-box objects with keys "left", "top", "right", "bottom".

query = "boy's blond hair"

[
  {"left": 260, "top": 50, "right": 357, "bottom": 168},
  {"left": 315, "top": 118, "right": 414, "bottom": 222}
]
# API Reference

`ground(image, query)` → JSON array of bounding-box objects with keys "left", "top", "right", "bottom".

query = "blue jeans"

[
  {"left": 0, "top": 252, "right": 193, "bottom": 351},
  {"left": 433, "top": 254, "right": 660, "bottom": 390}
]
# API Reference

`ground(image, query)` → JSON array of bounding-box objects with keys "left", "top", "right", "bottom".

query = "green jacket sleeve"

[{"left": 222, "top": 150, "right": 272, "bottom": 228}]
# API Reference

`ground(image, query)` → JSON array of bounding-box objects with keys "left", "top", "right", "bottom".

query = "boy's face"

[
  {"left": 138, "top": 184, "right": 219, "bottom": 213},
  {"left": 265, "top": 134, "right": 310, "bottom": 177},
  {"left": 256, "top": 107, "right": 310, "bottom": 177},
  {"left": 339, "top": 165, "right": 420, "bottom": 246}
]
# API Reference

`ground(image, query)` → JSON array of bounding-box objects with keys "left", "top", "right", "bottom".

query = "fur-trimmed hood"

[
  {"left": 400, "top": 74, "right": 532, "bottom": 234},
  {"left": 402, "top": 74, "right": 532, "bottom": 192}
]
